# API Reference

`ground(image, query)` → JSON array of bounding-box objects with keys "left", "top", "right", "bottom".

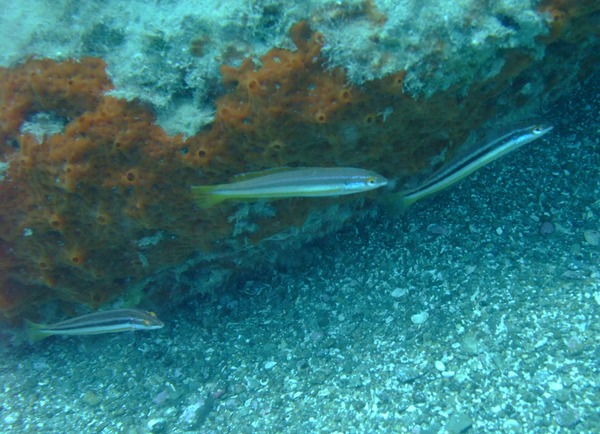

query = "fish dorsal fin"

[{"left": 231, "top": 167, "right": 300, "bottom": 182}]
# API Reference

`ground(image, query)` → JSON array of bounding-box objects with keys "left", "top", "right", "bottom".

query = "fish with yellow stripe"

[
  {"left": 25, "top": 308, "right": 164, "bottom": 343},
  {"left": 395, "top": 121, "right": 554, "bottom": 208},
  {"left": 191, "top": 167, "right": 389, "bottom": 208}
]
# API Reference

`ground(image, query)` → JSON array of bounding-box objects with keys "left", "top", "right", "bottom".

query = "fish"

[
  {"left": 397, "top": 121, "right": 554, "bottom": 208},
  {"left": 25, "top": 308, "right": 164, "bottom": 343},
  {"left": 191, "top": 167, "right": 389, "bottom": 208}
]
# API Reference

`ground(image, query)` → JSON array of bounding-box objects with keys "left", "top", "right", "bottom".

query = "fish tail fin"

[
  {"left": 399, "top": 193, "right": 419, "bottom": 210},
  {"left": 24, "top": 319, "right": 50, "bottom": 344},
  {"left": 191, "top": 186, "right": 227, "bottom": 209},
  {"left": 379, "top": 190, "right": 420, "bottom": 215}
]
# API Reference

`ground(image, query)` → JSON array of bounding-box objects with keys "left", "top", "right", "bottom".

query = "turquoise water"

[
  {"left": 0, "top": 1, "right": 599, "bottom": 433},
  {"left": 1, "top": 83, "right": 598, "bottom": 432}
]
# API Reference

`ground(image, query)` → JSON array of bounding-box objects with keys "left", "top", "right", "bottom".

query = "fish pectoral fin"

[{"left": 191, "top": 186, "right": 227, "bottom": 208}]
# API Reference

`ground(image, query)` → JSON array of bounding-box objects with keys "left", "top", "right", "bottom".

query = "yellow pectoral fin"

[{"left": 191, "top": 186, "right": 228, "bottom": 208}]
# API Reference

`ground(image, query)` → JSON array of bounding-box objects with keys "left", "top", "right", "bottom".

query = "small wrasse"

[
  {"left": 191, "top": 167, "right": 388, "bottom": 208},
  {"left": 25, "top": 308, "right": 164, "bottom": 343},
  {"left": 398, "top": 121, "right": 554, "bottom": 208}
]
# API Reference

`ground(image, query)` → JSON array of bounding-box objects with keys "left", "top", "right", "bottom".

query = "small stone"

[
  {"left": 460, "top": 333, "right": 480, "bottom": 355},
  {"left": 152, "top": 390, "right": 170, "bottom": 405},
  {"left": 427, "top": 223, "right": 449, "bottom": 235},
  {"left": 391, "top": 287, "right": 407, "bottom": 298},
  {"left": 180, "top": 402, "right": 201, "bottom": 425},
  {"left": 496, "top": 227, "right": 503, "bottom": 235},
  {"left": 411, "top": 312, "right": 429, "bottom": 324},
  {"left": 534, "top": 337, "right": 548, "bottom": 349},
  {"left": 147, "top": 418, "right": 167, "bottom": 433},
  {"left": 352, "top": 400, "right": 366, "bottom": 411},
  {"left": 396, "top": 366, "right": 420, "bottom": 383},
  {"left": 179, "top": 398, "right": 213, "bottom": 429},
  {"left": 246, "top": 378, "right": 261, "bottom": 391},
  {"left": 82, "top": 391, "right": 101, "bottom": 407},
  {"left": 3, "top": 412, "right": 18, "bottom": 424},
  {"left": 317, "top": 388, "right": 331, "bottom": 397},
  {"left": 555, "top": 408, "right": 580, "bottom": 428},
  {"left": 232, "top": 383, "right": 246, "bottom": 395},
  {"left": 540, "top": 221, "right": 554, "bottom": 235},
  {"left": 548, "top": 381, "right": 563, "bottom": 391},
  {"left": 434, "top": 360, "right": 446, "bottom": 372},
  {"left": 583, "top": 229, "right": 600, "bottom": 245},
  {"left": 555, "top": 389, "right": 571, "bottom": 404},
  {"left": 445, "top": 413, "right": 472, "bottom": 433},
  {"left": 502, "top": 419, "right": 521, "bottom": 431},
  {"left": 264, "top": 361, "right": 277, "bottom": 370}
]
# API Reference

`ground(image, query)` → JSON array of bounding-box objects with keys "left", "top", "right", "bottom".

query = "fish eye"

[
  {"left": 367, "top": 177, "right": 376, "bottom": 185},
  {"left": 532, "top": 126, "right": 543, "bottom": 134}
]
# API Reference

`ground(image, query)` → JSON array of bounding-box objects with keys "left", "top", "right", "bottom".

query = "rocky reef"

[{"left": 0, "top": 1, "right": 598, "bottom": 321}]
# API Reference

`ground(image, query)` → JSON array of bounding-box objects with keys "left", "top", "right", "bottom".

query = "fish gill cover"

[{"left": 0, "top": 0, "right": 597, "bottom": 323}]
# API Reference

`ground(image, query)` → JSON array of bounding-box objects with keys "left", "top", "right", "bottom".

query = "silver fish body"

[
  {"left": 399, "top": 122, "right": 554, "bottom": 207},
  {"left": 25, "top": 308, "right": 164, "bottom": 343},
  {"left": 192, "top": 167, "right": 388, "bottom": 208}
]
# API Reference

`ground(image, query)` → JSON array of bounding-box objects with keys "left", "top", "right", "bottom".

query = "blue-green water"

[
  {"left": 0, "top": 1, "right": 599, "bottom": 433},
  {"left": 1, "top": 84, "right": 598, "bottom": 432}
]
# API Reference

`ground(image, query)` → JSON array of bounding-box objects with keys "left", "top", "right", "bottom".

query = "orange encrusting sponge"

[{"left": 0, "top": 12, "right": 597, "bottom": 319}]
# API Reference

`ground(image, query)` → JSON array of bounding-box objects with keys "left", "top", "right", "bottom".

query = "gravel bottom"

[{"left": 1, "top": 88, "right": 598, "bottom": 433}]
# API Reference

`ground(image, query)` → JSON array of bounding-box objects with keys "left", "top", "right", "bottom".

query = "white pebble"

[
  {"left": 534, "top": 337, "right": 548, "bottom": 349},
  {"left": 391, "top": 287, "right": 407, "bottom": 298},
  {"left": 496, "top": 227, "right": 503, "bottom": 235},
  {"left": 427, "top": 223, "right": 449, "bottom": 235},
  {"left": 583, "top": 229, "right": 600, "bottom": 246},
  {"left": 434, "top": 360, "right": 446, "bottom": 372},
  {"left": 264, "top": 361, "right": 277, "bottom": 370},
  {"left": 411, "top": 312, "right": 429, "bottom": 324},
  {"left": 548, "top": 381, "right": 563, "bottom": 391}
]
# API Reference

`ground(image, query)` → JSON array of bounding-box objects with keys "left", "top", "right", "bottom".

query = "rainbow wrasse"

[
  {"left": 399, "top": 121, "right": 554, "bottom": 208},
  {"left": 25, "top": 308, "right": 164, "bottom": 343},
  {"left": 191, "top": 167, "right": 388, "bottom": 208}
]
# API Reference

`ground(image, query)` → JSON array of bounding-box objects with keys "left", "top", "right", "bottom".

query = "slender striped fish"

[
  {"left": 399, "top": 122, "right": 554, "bottom": 208},
  {"left": 25, "top": 308, "right": 164, "bottom": 343},
  {"left": 191, "top": 167, "right": 388, "bottom": 208}
]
